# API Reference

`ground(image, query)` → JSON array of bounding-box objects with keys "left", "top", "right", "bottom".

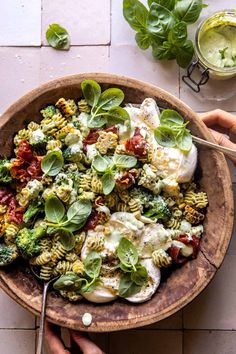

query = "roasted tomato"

[
  {"left": 84, "top": 210, "right": 108, "bottom": 230},
  {"left": 116, "top": 171, "right": 136, "bottom": 189},
  {"left": 0, "top": 188, "right": 23, "bottom": 224},
  {"left": 168, "top": 234, "right": 201, "bottom": 264},
  {"left": 125, "top": 128, "right": 148, "bottom": 157},
  {"left": 16, "top": 140, "right": 34, "bottom": 162}
]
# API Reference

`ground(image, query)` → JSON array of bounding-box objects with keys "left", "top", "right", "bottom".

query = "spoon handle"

[
  {"left": 192, "top": 135, "right": 236, "bottom": 158},
  {"left": 36, "top": 281, "right": 50, "bottom": 354}
]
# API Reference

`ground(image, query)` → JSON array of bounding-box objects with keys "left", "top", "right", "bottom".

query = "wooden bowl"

[{"left": 0, "top": 73, "right": 233, "bottom": 332}]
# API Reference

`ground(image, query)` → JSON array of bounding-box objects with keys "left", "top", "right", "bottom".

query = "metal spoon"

[{"left": 30, "top": 266, "right": 59, "bottom": 354}]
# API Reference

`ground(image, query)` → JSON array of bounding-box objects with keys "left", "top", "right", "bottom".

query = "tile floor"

[{"left": 0, "top": 0, "right": 236, "bottom": 353}]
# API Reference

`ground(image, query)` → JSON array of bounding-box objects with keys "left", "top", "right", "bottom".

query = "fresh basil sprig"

[
  {"left": 154, "top": 109, "right": 192, "bottom": 152},
  {"left": 53, "top": 251, "right": 102, "bottom": 294},
  {"left": 81, "top": 80, "right": 130, "bottom": 128},
  {"left": 46, "top": 24, "right": 70, "bottom": 50},
  {"left": 92, "top": 153, "right": 137, "bottom": 195},
  {"left": 45, "top": 196, "right": 92, "bottom": 231},
  {"left": 41, "top": 150, "right": 64, "bottom": 176},
  {"left": 123, "top": 0, "right": 207, "bottom": 68},
  {"left": 117, "top": 237, "right": 148, "bottom": 298}
]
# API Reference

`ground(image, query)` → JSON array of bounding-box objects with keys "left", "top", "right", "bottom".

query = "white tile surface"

[
  {"left": 109, "top": 45, "right": 179, "bottom": 96},
  {"left": 40, "top": 46, "right": 109, "bottom": 83},
  {"left": 111, "top": 0, "right": 148, "bottom": 45},
  {"left": 0, "top": 291, "right": 35, "bottom": 329},
  {"left": 42, "top": 0, "right": 110, "bottom": 46},
  {"left": 0, "top": 0, "right": 41, "bottom": 46},
  {"left": 0, "top": 47, "right": 40, "bottom": 114},
  {"left": 183, "top": 255, "right": 236, "bottom": 330},
  {"left": 0, "top": 329, "right": 35, "bottom": 354}
]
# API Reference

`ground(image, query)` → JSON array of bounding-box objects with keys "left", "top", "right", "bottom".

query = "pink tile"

[
  {"left": 184, "top": 330, "right": 236, "bottom": 354},
  {"left": 109, "top": 45, "right": 179, "bottom": 97},
  {"left": 0, "top": 0, "right": 41, "bottom": 46},
  {"left": 0, "top": 329, "right": 35, "bottom": 354},
  {"left": 40, "top": 46, "right": 109, "bottom": 84},
  {"left": 183, "top": 255, "right": 236, "bottom": 329},
  {"left": 109, "top": 330, "right": 182, "bottom": 354},
  {"left": 42, "top": 0, "right": 110, "bottom": 45},
  {"left": 0, "top": 47, "right": 40, "bottom": 114},
  {"left": 0, "top": 291, "right": 35, "bottom": 329}
]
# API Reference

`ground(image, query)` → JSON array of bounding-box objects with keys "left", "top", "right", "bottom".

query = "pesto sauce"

[{"left": 199, "top": 24, "right": 236, "bottom": 68}]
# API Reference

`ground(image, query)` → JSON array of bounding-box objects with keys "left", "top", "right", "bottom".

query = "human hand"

[
  {"left": 200, "top": 109, "right": 236, "bottom": 163},
  {"left": 45, "top": 321, "right": 104, "bottom": 354}
]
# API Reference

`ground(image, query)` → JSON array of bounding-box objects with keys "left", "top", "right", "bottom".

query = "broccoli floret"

[
  {"left": 16, "top": 225, "right": 46, "bottom": 258},
  {"left": 63, "top": 144, "right": 84, "bottom": 163},
  {"left": 0, "top": 159, "right": 12, "bottom": 184},
  {"left": 23, "top": 199, "right": 44, "bottom": 224},
  {"left": 0, "top": 244, "right": 18, "bottom": 266},
  {"left": 29, "top": 129, "right": 48, "bottom": 154},
  {"left": 40, "top": 105, "right": 58, "bottom": 119},
  {"left": 144, "top": 196, "right": 171, "bottom": 222},
  {"left": 130, "top": 188, "right": 153, "bottom": 208}
]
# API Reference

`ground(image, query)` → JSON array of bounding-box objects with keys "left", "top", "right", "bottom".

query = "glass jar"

[{"left": 183, "top": 10, "right": 236, "bottom": 93}]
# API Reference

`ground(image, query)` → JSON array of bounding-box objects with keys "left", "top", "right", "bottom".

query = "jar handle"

[{"left": 182, "top": 59, "right": 209, "bottom": 93}]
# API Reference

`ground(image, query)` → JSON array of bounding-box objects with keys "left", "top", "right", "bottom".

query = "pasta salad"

[{"left": 0, "top": 80, "right": 208, "bottom": 303}]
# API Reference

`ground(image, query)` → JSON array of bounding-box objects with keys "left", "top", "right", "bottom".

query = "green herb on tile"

[{"left": 46, "top": 24, "right": 70, "bottom": 50}]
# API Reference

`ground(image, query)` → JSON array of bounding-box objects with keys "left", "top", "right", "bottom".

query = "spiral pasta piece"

[
  {"left": 78, "top": 99, "right": 90, "bottom": 113},
  {"left": 55, "top": 261, "right": 74, "bottom": 274},
  {"left": 41, "top": 113, "right": 67, "bottom": 136},
  {"left": 152, "top": 249, "right": 172, "bottom": 268},
  {"left": 79, "top": 172, "right": 92, "bottom": 191},
  {"left": 166, "top": 218, "right": 180, "bottom": 230},
  {"left": 128, "top": 199, "right": 143, "bottom": 213},
  {"left": 0, "top": 205, "right": 7, "bottom": 215},
  {"left": 91, "top": 174, "right": 103, "bottom": 194},
  {"left": 72, "top": 260, "right": 85, "bottom": 275},
  {"left": 87, "top": 234, "right": 105, "bottom": 252},
  {"left": 39, "top": 265, "right": 53, "bottom": 280},
  {"left": 56, "top": 98, "right": 77, "bottom": 117},
  {"left": 60, "top": 290, "right": 82, "bottom": 302},
  {"left": 30, "top": 252, "right": 51, "bottom": 266},
  {"left": 184, "top": 205, "right": 205, "bottom": 225},
  {"left": 46, "top": 139, "right": 62, "bottom": 151}
]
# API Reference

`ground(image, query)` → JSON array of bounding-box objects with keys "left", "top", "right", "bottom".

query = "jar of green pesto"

[{"left": 183, "top": 10, "right": 236, "bottom": 93}]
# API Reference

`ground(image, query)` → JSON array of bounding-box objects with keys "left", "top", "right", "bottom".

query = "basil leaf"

[
  {"left": 148, "top": 0, "right": 175, "bottom": 10},
  {"left": 147, "top": 3, "right": 176, "bottom": 39},
  {"left": 160, "top": 109, "right": 184, "bottom": 126},
  {"left": 131, "top": 265, "right": 148, "bottom": 286},
  {"left": 152, "top": 41, "right": 175, "bottom": 60},
  {"left": 98, "top": 88, "right": 124, "bottom": 111},
  {"left": 81, "top": 80, "right": 101, "bottom": 107},
  {"left": 82, "top": 278, "right": 100, "bottom": 293},
  {"left": 113, "top": 154, "right": 137, "bottom": 169},
  {"left": 87, "top": 115, "right": 107, "bottom": 128},
  {"left": 102, "top": 173, "right": 116, "bottom": 195},
  {"left": 57, "top": 228, "right": 75, "bottom": 251},
  {"left": 84, "top": 251, "right": 102, "bottom": 279},
  {"left": 119, "top": 273, "right": 142, "bottom": 297},
  {"left": 46, "top": 24, "right": 70, "bottom": 50},
  {"left": 41, "top": 150, "right": 64, "bottom": 176},
  {"left": 168, "top": 21, "right": 187, "bottom": 45},
  {"left": 123, "top": 0, "right": 148, "bottom": 32},
  {"left": 120, "top": 263, "right": 133, "bottom": 273},
  {"left": 65, "top": 221, "right": 87, "bottom": 233},
  {"left": 174, "top": 39, "right": 194, "bottom": 68},
  {"left": 45, "top": 196, "right": 65, "bottom": 223},
  {"left": 135, "top": 31, "right": 151, "bottom": 50},
  {"left": 176, "top": 129, "right": 192, "bottom": 152},
  {"left": 154, "top": 126, "right": 176, "bottom": 147},
  {"left": 174, "top": 0, "right": 204, "bottom": 24},
  {"left": 53, "top": 273, "right": 80, "bottom": 291},
  {"left": 66, "top": 200, "right": 92, "bottom": 225},
  {"left": 92, "top": 155, "right": 113, "bottom": 173},
  {"left": 117, "top": 237, "right": 138, "bottom": 268},
  {"left": 106, "top": 106, "right": 131, "bottom": 126}
]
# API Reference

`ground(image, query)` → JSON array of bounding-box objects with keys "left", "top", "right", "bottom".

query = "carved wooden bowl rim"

[{"left": 0, "top": 73, "right": 233, "bottom": 332}]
